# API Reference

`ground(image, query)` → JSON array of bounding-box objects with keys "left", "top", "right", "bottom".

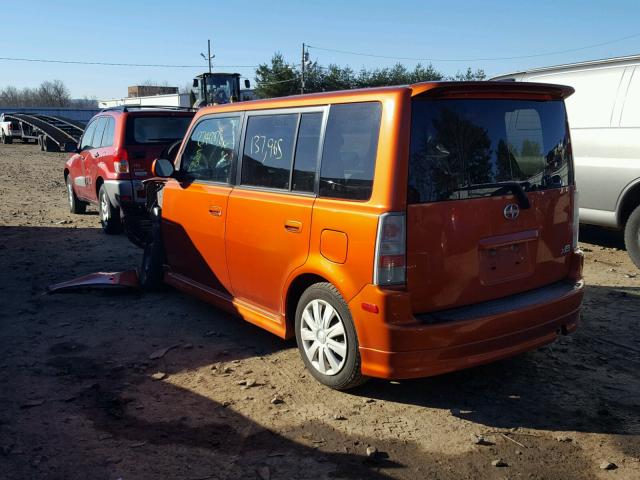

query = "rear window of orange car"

[
  {"left": 408, "top": 98, "right": 572, "bottom": 204},
  {"left": 126, "top": 115, "right": 192, "bottom": 145},
  {"left": 319, "top": 102, "right": 382, "bottom": 201}
]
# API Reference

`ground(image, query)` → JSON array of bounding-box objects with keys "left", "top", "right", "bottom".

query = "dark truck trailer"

[{"left": 0, "top": 113, "right": 84, "bottom": 151}]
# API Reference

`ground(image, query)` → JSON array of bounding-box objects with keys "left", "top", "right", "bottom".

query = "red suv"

[{"left": 64, "top": 107, "right": 194, "bottom": 233}]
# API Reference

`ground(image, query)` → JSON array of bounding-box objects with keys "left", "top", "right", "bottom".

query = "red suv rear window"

[{"left": 126, "top": 116, "right": 192, "bottom": 145}]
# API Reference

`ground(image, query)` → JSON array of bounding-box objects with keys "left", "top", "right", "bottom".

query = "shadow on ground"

[
  {"left": 580, "top": 224, "right": 626, "bottom": 250},
  {"left": 1, "top": 225, "right": 637, "bottom": 479}
]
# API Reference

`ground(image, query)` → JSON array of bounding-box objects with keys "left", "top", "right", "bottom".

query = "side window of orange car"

[
  {"left": 241, "top": 114, "right": 298, "bottom": 190},
  {"left": 292, "top": 112, "right": 323, "bottom": 193},
  {"left": 319, "top": 102, "right": 382, "bottom": 201},
  {"left": 180, "top": 116, "right": 241, "bottom": 183}
]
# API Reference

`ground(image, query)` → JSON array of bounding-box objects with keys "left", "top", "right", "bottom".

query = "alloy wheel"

[
  {"left": 67, "top": 180, "right": 74, "bottom": 208},
  {"left": 300, "top": 299, "right": 347, "bottom": 376},
  {"left": 100, "top": 192, "right": 110, "bottom": 222}
]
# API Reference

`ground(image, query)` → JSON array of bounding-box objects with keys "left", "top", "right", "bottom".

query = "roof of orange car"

[{"left": 197, "top": 80, "right": 574, "bottom": 118}]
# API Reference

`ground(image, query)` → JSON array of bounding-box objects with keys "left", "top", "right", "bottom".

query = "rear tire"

[
  {"left": 624, "top": 205, "right": 640, "bottom": 269},
  {"left": 98, "top": 185, "right": 122, "bottom": 234},
  {"left": 295, "top": 283, "right": 367, "bottom": 390},
  {"left": 66, "top": 175, "right": 87, "bottom": 214}
]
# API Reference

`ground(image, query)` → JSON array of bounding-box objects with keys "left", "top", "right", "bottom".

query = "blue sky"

[{"left": 1, "top": 0, "right": 639, "bottom": 100}]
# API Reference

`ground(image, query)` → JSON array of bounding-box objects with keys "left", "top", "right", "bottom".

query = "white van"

[{"left": 492, "top": 55, "right": 640, "bottom": 268}]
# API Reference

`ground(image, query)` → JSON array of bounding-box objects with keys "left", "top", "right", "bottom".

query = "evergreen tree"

[{"left": 253, "top": 53, "right": 486, "bottom": 99}]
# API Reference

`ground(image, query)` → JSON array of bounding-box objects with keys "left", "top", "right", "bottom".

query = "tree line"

[
  {"left": 254, "top": 53, "right": 486, "bottom": 98},
  {"left": 0, "top": 53, "right": 487, "bottom": 106},
  {"left": 0, "top": 80, "right": 97, "bottom": 108}
]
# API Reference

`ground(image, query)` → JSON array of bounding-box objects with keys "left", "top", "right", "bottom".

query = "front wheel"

[
  {"left": 295, "top": 283, "right": 367, "bottom": 390},
  {"left": 624, "top": 205, "right": 640, "bottom": 269},
  {"left": 98, "top": 185, "right": 122, "bottom": 234}
]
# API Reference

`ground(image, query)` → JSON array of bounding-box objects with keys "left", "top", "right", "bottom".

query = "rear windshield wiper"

[{"left": 455, "top": 182, "right": 531, "bottom": 209}]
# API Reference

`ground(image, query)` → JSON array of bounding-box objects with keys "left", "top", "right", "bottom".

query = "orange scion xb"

[{"left": 143, "top": 81, "right": 584, "bottom": 390}]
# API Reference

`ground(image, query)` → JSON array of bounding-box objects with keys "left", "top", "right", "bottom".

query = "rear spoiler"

[{"left": 410, "top": 81, "right": 574, "bottom": 100}]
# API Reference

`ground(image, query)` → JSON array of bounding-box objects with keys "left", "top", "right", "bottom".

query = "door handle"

[
  {"left": 208, "top": 206, "right": 223, "bottom": 217},
  {"left": 94, "top": 151, "right": 100, "bottom": 158},
  {"left": 284, "top": 220, "right": 302, "bottom": 233}
]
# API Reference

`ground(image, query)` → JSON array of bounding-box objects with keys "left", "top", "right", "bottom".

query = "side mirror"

[
  {"left": 244, "top": 79, "right": 251, "bottom": 88},
  {"left": 64, "top": 143, "right": 79, "bottom": 153},
  {"left": 193, "top": 78, "right": 199, "bottom": 88},
  {"left": 152, "top": 158, "right": 175, "bottom": 178}
]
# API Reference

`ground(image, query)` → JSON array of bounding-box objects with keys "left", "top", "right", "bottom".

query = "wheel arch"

[
  {"left": 617, "top": 179, "right": 640, "bottom": 227},
  {"left": 284, "top": 272, "right": 332, "bottom": 337},
  {"left": 95, "top": 176, "right": 104, "bottom": 198}
]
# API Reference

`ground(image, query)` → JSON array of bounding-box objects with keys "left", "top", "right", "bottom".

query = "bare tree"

[
  {"left": 49, "top": 80, "right": 71, "bottom": 106},
  {"left": 0, "top": 80, "right": 71, "bottom": 107},
  {"left": 71, "top": 96, "right": 99, "bottom": 108},
  {"left": 0, "top": 85, "right": 20, "bottom": 106}
]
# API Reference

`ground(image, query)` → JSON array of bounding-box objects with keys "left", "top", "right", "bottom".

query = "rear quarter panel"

[{"left": 284, "top": 89, "right": 412, "bottom": 305}]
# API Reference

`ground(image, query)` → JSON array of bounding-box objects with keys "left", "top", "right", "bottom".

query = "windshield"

[
  {"left": 202, "top": 75, "right": 239, "bottom": 104},
  {"left": 408, "top": 98, "right": 572, "bottom": 204},
  {"left": 126, "top": 116, "right": 192, "bottom": 145}
]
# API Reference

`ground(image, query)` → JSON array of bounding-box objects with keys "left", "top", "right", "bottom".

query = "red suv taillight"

[
  {"left": 114, "top": 148, "right": 129, "bottom": 174},
  {"left": 374, "top": 212, "right": 406, "bottom": 286}
]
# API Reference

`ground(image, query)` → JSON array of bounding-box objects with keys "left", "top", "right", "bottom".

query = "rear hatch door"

[
  {"left": 407, "top": 84, "right": 575, "bottom": 313},
  {"left": 125, "top": 112, "right": 194, "bottom": 179}
]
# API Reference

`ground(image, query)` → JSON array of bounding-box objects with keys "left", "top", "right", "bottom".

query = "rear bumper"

[
  {"left": 103, "top": 179, "right": 145, "bottom": 207},
  {"left": 349, "top": 270, "right": 584, "bottom": 380}
]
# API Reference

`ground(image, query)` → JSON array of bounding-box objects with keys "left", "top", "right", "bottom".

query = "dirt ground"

[{"left": 0, "top": 142, "right": 638, "bottom": 480}]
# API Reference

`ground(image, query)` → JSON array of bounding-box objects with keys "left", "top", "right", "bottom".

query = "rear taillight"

[
  {"left": 114, "top": 160, "right": 129, "bottom": 173},
  {"left": 114, "top": 148, "right": 129, "bottom": 174},
  {"left": 374, "top": 212, "right": 406, "bottom": 286},
  {"left": 572, "top": 190, "right": 579, "bottom": 250}
]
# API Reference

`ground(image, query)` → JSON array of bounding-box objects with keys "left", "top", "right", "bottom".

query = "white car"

[
  {"left": 492, "top": 54, "right": 640, "bottom": 268},
  {"left": 0, "top": 114, "right": 22, "bottom": 144}
]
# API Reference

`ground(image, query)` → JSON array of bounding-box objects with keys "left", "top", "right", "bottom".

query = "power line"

[
  {"left": 257, "top": 76, "right": 301, "bottom": 86},
  {"left": 0, "top": 54, "right": 299, "bottom": 87},
  {"left": 0, "top": 56, "right": 257, "bottom": 69},
  {"left": 307, "top": 32, "right": 640, "bottom": 62}
]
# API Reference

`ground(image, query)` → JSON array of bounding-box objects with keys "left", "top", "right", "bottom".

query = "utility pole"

[
  {"left": 301, "top": 43, "right": 305, "bottom": 94},
  {"left": 199, "top": 40, "right": 215, "bottom": 105},
  {"left": 201, "top": 39, "right": 214, "bottom": 74}
]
